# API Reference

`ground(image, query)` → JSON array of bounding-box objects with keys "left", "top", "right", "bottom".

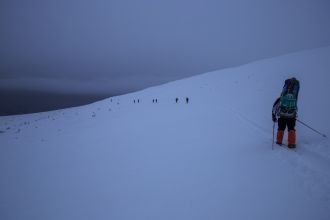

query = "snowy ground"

[{"left": 1, "top": 46, "right": 330, "bottom": 220}]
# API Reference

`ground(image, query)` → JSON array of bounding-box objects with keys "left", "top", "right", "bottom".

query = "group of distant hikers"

[
  {"left": 272, "top": 77, "right": 300, "bottom": 148},
  {"left": 133, "top": 97, "right": 190, "bottom": 104}
]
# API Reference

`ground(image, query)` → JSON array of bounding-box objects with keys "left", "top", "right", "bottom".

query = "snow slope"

[{"left": 1, "top": 46, "right": 330, "bottom": 220}]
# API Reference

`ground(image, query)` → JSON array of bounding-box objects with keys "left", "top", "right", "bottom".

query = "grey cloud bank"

[{"left": 1, "top": 0, "right": 330, "bottom": 109}]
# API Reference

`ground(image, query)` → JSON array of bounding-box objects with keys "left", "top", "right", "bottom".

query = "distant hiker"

[
  {"left": 134, "top": 100, "right": 136, "bottom": 103},
  {"left": 152, "top": 99, "right": 154, "bottom": 103},
  {"left": 272, "top": 77, "right": 300, "bottom": 148},
  {"left": 155, "top": 99, "right": 158, "bottom": 103},
  {"left": 175, "top": 98, "right": 179, "bottom": 103},
  {"left": 186, "top": 97, "right": 189, "bottom": 104}
]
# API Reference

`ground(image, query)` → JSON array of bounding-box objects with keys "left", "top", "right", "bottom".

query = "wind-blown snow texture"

[{"left": 1, "top": 46, "right": 330, "bottom": 220}]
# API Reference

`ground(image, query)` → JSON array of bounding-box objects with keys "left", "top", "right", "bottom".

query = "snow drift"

[{"left": 1, "top": 46, "right": 330, "bottom": 220}]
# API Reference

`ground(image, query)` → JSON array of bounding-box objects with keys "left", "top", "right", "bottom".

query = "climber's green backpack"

[{"left": 280, "top": 78, "right": 300, "bottom": 118}]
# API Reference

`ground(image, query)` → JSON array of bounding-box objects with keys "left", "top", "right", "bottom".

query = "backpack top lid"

[{"left": 282, "top": 77, "right": 299, "bottom": 98}]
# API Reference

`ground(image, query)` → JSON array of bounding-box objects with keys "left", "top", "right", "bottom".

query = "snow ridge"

[{"left": 1, "top": 46, "right": 330, "bottom": 220}]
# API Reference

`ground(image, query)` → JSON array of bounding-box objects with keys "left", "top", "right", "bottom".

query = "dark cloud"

[{"left": 1, "top": 0, "right": 330, "bottom": 112}]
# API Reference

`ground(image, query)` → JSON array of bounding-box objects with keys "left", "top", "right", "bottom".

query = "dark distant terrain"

[{"left": 0, "top": 89, "right": 110, "bottom": 116}]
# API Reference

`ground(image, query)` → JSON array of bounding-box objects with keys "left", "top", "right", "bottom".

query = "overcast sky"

[{"left": 1, "top": 0, "right": 330, "bottom": 112}]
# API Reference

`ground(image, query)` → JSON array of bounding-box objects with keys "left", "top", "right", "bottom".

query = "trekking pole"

[
  {"left": 272, "top": 122, "right": 275, "bottom": 149},
  {"left": 296, "top": 119, "right": 327, "bottom": 138}
]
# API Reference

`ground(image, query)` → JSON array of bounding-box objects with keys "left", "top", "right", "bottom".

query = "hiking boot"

[
  {"left": 276, "top": 130, "right": 284, "bottom": 145},
  {"left": 288, "top": 144, "right": 296, "bottom": 148}
]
